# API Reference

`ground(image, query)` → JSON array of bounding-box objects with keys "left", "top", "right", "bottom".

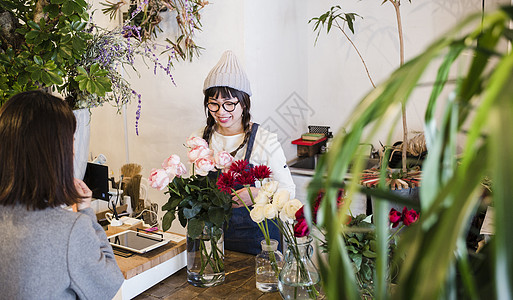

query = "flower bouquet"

[
  {"left": 149, "top": 137, "right": 234, "bottom": 287},
  {"left": 216, "top": 161, "right": 320, "bottom": 298}
]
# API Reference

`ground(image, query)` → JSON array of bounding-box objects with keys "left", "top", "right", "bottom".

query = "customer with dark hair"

[{"left": 0, "top": 90, "right": 124, "bottom": 299}]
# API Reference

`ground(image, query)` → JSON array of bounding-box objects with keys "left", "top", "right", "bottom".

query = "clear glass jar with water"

[
  {"left": 187, "top": 226, "right": 225, "bottom": 287},
  {"left": 255, "top": 239, "right": 284, "bottom": 292},
  {"left": 278, "top": 236, "right": 320, "bottom": 299}
]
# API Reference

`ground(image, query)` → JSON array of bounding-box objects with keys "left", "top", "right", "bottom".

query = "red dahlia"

[
  {"left": 252, "top": 165, "right": 272, "bottom": 180},
  {"left": 236, "top": 170, "right": 255, "bottom": 186},
  {"left": 217, "top": 171, "right": 237, "bottom": 193},
  {"left": 229, "top": 160, "right": 249, "bottom": 174}
]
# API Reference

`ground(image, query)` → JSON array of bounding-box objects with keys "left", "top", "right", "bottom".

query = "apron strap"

[{"left": 244, "top": 123, "right": 259, "bottom": 161}]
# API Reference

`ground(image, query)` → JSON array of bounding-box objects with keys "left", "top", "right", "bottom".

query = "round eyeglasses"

[{"left": 207, "top": 100, "right": 240, "bottom": 112}]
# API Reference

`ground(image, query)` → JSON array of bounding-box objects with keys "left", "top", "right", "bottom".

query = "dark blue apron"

[{"left": 223, "top": 123, "right": 282, "bottom": 255}]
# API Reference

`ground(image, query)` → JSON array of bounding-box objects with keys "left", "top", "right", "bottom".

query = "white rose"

[
  {"left": 250, "top": 204, "right": 266, "bottom": 223},
  {"left": 260, "top": 181, "right": 279, "bottom": 197},
  {"left": 264, "top": 203, "right": 278, "bottom": 219},
  {"left": 254, "top": 192, "right": 270, "bottom": 205},
  {"left": 281, "top": 199, "right": 303, "bottom": 222},
  {"left": 272, "top": 189, "right": 290, "bottom": 211}
]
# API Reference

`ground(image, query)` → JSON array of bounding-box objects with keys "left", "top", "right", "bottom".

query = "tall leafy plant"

[
  {"left": 0, "top": 0, "right": 92, "bottom": 104},
  {"left": 309, "top": 6, "right": 513, "bottom": 300}
]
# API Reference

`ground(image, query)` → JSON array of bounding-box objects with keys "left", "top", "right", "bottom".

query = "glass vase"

[
  {"left": 278, "top": 236, "right": 321, "bottom": 299},
  {"left": 186, "top": 226, "right": 225, "bottom": 287},
  {"left": 255, "top": 239, "right": 284, "bottom": 292}
]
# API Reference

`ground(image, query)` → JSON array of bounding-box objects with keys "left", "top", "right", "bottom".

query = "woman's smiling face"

[{"left": 208, "top": 93, "right": 244, "bottom": 135}]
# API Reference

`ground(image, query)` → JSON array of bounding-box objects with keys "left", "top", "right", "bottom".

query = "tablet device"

[{"left": 107, "top": 230, "right": 169, "bottom": 254}]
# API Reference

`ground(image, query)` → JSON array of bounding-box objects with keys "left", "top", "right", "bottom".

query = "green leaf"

[
  {"left": 162, "top": 211, "right": 176, "bottom": 232},
  {"left": 187, "top": 218, "right": 204, "bottom": 239},
  {"left": 44, "top": 4, "right": 60, "bottom": 18},
  {"left": 162, "top": 197, "right": 181, "bottom": 211},
  {"left": 27, "top": 20, "right": 40, "bottom": 30},
  {"left": 72, "top": 36, "right": 86, "bottom": 52},
  {"left": 183, "top": 203, "right": 201, "bottom": 219},
  {"left": 40, "top": 71, "right": 53, "bottom": 86},
  {"left": 25, "top": 31, "right": 40, "bottom": 42},
  {"left": 46, "top": 70, "right": 63, "bottom": 85},
  {"left": 30, "top": 70, "right": 41, "bottom": 82},
  {"left": 208, "top": 207, "right": 225, "bottom": 227},
  {"left": 77, "top": 66, "right": 87, "bottom": 76},
  {"left": 17, "top": 72, "right": 30, "bottom": 86},
  {"left": 89, "top": 63, "right": 100, "bottom": 74},
  {"left": 85, "top": 80, "right": 95, "bottom": 94},
  {"left": 92, "top": 81, "right": 105, "bottom": 96}
]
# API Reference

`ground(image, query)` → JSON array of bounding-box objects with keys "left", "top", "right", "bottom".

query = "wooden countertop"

[
  {"left": 133, "top": 250, "right": 326, "bottom": 300},
  {"left": 106, "top": 224, "right": 186, "bottom": 280}
]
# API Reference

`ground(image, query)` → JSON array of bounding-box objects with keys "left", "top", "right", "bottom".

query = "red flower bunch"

[
  {"left": 389, "top": 206, "right": 419, "bottom": 228},
  {"left": 216, "top": 159, "right": 272, "bottom": 193}
]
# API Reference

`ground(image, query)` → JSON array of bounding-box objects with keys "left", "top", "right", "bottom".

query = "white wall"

[{"left": 88, "top": 0, "right": 508, "bottom": 234}]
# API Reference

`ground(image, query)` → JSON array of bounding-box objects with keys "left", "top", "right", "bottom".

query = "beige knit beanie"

[{"left": 203, "top": 50, "right": 252, "bottom": 96}]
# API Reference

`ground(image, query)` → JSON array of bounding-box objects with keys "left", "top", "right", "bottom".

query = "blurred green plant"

[{"left": 308, "top": 5, "right": 513, "bottom": 300}]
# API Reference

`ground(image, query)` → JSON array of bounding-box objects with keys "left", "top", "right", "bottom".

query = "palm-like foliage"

[{"left": 309, "top": 6, "right": 513, "bottom": 300}]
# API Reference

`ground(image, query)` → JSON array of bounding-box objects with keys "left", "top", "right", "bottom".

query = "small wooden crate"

[{"left": 292, "top": 137, "right": 327, "bottom": 157}]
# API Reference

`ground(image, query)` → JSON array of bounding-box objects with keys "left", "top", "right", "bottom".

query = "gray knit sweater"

[{"left": 0, "top": 205, "right": 124, "bottom": 299}]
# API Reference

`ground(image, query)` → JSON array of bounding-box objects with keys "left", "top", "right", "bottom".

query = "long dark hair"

[
  {"left": 0, "top": 90, "right": 81, "bottom": 210},
  {"left": 202, "top": 87, "right": 252, "bottom": 157}
]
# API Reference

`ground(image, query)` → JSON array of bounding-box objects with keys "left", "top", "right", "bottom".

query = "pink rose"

[
  {"left": 186, "top": 136, "right": 209, "bottom": 149},
  {"left": 162, "top": 155, "right": 187, "bottom": 177},
  {"left": 162, "top": 154, "right": 181, "bottom": 168},
  {"left": 214, "top": 151, "right": 234, "bottom": 171},
  {"left": 148, "top": 168, "right": 171, "bottom": 190},
  {"left": 187, "top": 145, "right": 213, "bottom": 163},
  {"left": 194, "top": 157, "right": 215, "bottom": 176}
]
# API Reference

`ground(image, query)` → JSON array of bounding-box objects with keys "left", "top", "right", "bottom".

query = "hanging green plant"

[{"left": 101, "top": 0, "right": 209, "bottom": 62}]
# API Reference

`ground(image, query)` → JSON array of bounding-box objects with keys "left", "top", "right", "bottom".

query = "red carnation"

[
  {"left": 217, "top": 171, "right": 237, "bottom": 193},
  {"left": 229, "top": 160, "right": 249, "bottom": 174},
  {"left": 294, "top": 218, "right": 310, "bottom": 237},
  {"left": 389, "top": 208, "right": 402, "bottom": 228},
  {"left": 236, "top": 170, "right": 255, "bottom": 186},
  {"left": 252, "top": 165, "right": 272, "bottom": 180},
  {"left": 402, "top": 207, "right": 419, "bottom": 226}
]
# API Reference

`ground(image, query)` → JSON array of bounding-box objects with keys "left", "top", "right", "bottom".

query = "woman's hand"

[
  {"left": 231, "top": 187, "right": 259, "bottom": 208},
  {"left": 74, "top": 178, "right": 93, "bottom": 211}
]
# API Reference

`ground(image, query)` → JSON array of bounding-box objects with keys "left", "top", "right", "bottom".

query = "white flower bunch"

[{"left": 249, "top": 181, "right": 303, "bottom": 224}]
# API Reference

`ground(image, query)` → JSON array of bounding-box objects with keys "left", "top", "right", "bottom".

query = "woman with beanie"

[
  {"left": 190, "top": 50, "right": 296, "bottom": 255},
  {"left": 0, "top": 90, "right": 124, "bottom": 299}
]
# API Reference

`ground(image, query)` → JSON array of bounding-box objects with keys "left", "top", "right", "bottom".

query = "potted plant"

[
  {"left": 0, "top": 1, "right": 177, "bottom": 122},
  {"left": 308, "top": 5, "right": 513, "bottom": 299}
]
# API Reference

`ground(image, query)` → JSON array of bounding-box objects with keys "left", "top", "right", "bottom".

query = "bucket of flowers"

[{"left": 149, "top": 136, "right": 235, "bottom": 287}]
